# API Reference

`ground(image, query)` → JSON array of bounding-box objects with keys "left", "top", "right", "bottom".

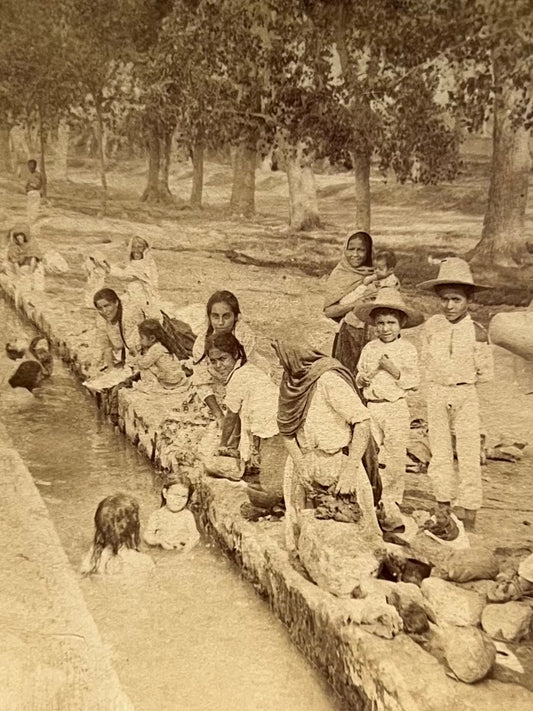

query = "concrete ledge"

[
  {"left": 3, "top": 278, "right": 533, "bottom": 711},
  {"left": 0, "top": 423, "right": 132, "bottom": 710}
]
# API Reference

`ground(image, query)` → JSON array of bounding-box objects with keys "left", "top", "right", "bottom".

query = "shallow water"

[{"left": 0, "top": 296, "right": 343, "bottom": 711}]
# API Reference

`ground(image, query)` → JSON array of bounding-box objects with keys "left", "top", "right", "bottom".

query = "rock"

[
  {"left": 442, "top": 626, "right": 496, "bottom": 683},
  {"left": 481, "top": 602, "right": 533, "bottom": 642},
  {"left": 445, "top": 547, "right": 499, "bottom": 583},
  {"left": 421, "top": 578, "right": 485, "bottom": 627},
  {"left": 298, "top": 516, "right": 380, "bottom": 597}
]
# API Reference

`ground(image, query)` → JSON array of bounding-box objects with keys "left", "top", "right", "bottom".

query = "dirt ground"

[{"left": 1, "top": 143, "right": 533, "bottom": 559}]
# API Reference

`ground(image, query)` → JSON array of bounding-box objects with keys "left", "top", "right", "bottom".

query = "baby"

[
  {"left": 144, "top": 481, "right": 200, "bottom": 551},
  {"left": 339, "top": 249, "right": 400, "bottom": 306}
]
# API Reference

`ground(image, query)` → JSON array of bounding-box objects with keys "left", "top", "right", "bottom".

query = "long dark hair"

[
  {"left": 138, "top": 319, "right": 175, "bottom": 355},
  {"left": 205, "top": 331, "right": 247, "bottom": 366},
  {"left": 85, "top": 493, "right": 141, "bottom": 575},
  {"left": 347, "top": 231, "right": 373, "bottom": 267},
  {"left": 93, "top": 287, "right": 121, "bottom": 310},
  {"left": 205, "top": 290, "right": 241, "bottom": 337},
  {"left": 8, "top": 360, "right": 43, "bottom": 392}
]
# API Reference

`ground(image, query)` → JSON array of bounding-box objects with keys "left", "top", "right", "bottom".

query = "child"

[
  {"left": 28, "top": 335, "right": 53, "bottom": 377},
  {"left": 83, "top": 253, "right": 109, "bottom": 309},
  {"left": 144, "top": 481, "right": 200, "bottom": 551},
  {"left": 418, "top": 258, "right": 493, "bottom": 531},
  {"left": 206, "top": 331, "right": 281, "bottom": 477},
  {"left": 5, "top": 224, "right": 45, "bottom": 293},
  {"left": 134, "top": 319, "right": 186, "bottom": 392},
  {"left": 367, "top": 249, "right": 400, "bottom": 290},
  {"left": 355, "top": 289, "right": 423, "bottom": 528},
  {"left": 80, "top": 494, "right": 154, "bottom": 576}
]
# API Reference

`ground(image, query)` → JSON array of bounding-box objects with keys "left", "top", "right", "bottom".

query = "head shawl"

[
  {"left": 126, "top": 236, "right": 158, "bottom": 290},
  {"left": 323, "top": 231, "right": 374, "bottom": 309},
  {"left": 272, "top": 339, "right": 357, "bottom": 437},
  {"left": 6, "top": 223, "right": 42, "bottom": 263}
]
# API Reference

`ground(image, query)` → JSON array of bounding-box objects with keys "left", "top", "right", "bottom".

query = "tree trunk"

[
  {"left": 38, "top": 107, "right": 48, "bottom": 199},
  {"left": 470, "top": 86, "right": 531, "bottom": 266},
  {"left": 285, "top": 143, "right": 322, "bottom": 231},
  {"left": 230, "top": 142, "right": 257, "bottom": 217},
  {"left": 54, "top": 119, "right": 69, "bottom": 180},
  {"left": 0, "top": 122, "right": 12, "bottom": 173},
  {"left": 190, "top": 140, "right": 204, "bottom": 208},
  {"left": 159, "top": 130, "right": 172, "bottom": 199},
  {"left": 94, "top": 103, "right": 107, "bottom": 213},
  {"left": 351, "top": 148, "right": 371, "bottom": 231},
  {"left": 141, "top": 123, "right": 161, "bottom": 203}
]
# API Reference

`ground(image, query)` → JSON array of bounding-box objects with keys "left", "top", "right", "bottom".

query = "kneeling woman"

[
  {"left": 273, "top": 340, "right": 382, "bottom": 551},
  {"left": 206, "top": 332, "right": 284, "bottom": 485},
  {"left": 93, "top": 288, "right": 145, "bottom": 370}
]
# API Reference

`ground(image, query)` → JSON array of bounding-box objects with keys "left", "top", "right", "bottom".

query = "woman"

[
  {"left": 323, "top": 231, "right": 374, "bottom": 375},
  {"left": 273, "top": 340, "right": 382, "bottom": 552},
  {"left": 109, "top": 236, "right": 159, "bottom": 316},
  {"left": 5, "top": 223, "right": 44, "bottom": 292},
  {"left": 93, "top": 288, "right": 145, "bottom": 371}
]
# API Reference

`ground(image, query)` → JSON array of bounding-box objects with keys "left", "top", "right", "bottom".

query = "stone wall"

[{"left": 2, "top": 277, "right": 533, "bottom": 711}]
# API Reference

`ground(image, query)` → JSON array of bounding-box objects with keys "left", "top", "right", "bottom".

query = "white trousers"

[
  {"left": 427, "top": 383, "right": 482, "bottom": 510},
  {"left": 368, "top": 399, "right": 410, "bottom": 510},
  {"left": 27, "top": 190, "right": 41, "bottom": 227}
]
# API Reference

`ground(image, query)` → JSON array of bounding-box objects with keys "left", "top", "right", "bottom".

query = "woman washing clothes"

[
  {"left": 4, "top": 224, "right": 45, "bottom": 294},
  {"left": 323, "top": 231, "right": 374, "bottom": 376},
  {"left": 273, "top": 340, "right": 383, "bottom": 552},
  {"left": 93, "top": 288, "right": 145, "bottom": 372}
]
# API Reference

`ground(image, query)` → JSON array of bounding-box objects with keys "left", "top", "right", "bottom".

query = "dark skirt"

[{"left": 332, "top": 321, "right": 367, "bottom": 377}]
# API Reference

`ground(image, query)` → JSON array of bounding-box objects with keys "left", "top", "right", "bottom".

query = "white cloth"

[
  {"left": 422, "top": 314, "right": 494, "bottom": 386},
  {"left": 26, "top": 190, "right": 41, "bottom": 226},
  {"left": 427, "top": 383, "right": 482, "bottom": 510},
  {"left": 295, "top": 371, "right": 370, "bottom": 454},
  {"left": 144, "top": 508, "right": 199, "bottom": 550},
  {"left": 368, "top": 399, "right": 410, "bottom": 508},
  {"left": 224, "top": 362, "right": 279, "bottom": 460},
  {"left": 357, "top": 337, "right": 419, "bottom": 402}
]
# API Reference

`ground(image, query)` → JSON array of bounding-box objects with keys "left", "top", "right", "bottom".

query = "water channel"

[{"left": 0, "top": 296, "right": 344, "bottom": 711}]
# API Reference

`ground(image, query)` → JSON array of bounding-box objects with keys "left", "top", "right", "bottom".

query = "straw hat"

[
  {"left": 417, "top": 257, "right": 491, "bottom": 292},
  {"left": 354, "top": 288, "right": 424, "bottom": 328}
]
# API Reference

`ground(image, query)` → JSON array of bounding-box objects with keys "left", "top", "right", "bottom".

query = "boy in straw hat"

[
  {"left": 418, "top": 258, "right": 493, "bottom": 531},
  {"left": 355, "top": 288, "right": 424, "bottom": 529}
]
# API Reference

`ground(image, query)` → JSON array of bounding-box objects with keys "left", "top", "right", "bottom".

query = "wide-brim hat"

[
  {"left": 417, "top": 257, "right": 491, "bottom": 292},
  {"left": 354, "top": 288, "right": 424, "bottom": 328}
]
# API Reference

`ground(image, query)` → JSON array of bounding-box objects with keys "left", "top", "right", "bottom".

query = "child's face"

[
  {"left": 14, "top": 233, "right": 26, "bottom": 246},
  {"left": 373, "top": 310, "right": 401, "bottom": 342},
  {"left": 131, "top": 237, "right": 146, "bottom": 260},
  {"left": 164, "top": 484, "right": 189, "bottom": 513},
  {"left": 345, "top": 237, "right": 368, "bottom": 269},
  {"left": 375, "top": 258, "right": 391, "bottom": 279},
  {"left": 209, "top": 301, "right": 236, "bottom": 334},
  {"left": 208, "top": 347, "right": 237, "bottom": 380},
  {"left": 438, "top": 287, "right": 469, "bottom": 322},
  {"left": 139, "top": 332, "right": 155, "bottom": 349}
]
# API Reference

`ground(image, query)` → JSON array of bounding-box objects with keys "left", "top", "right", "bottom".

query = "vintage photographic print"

[{"left": 0, "top": 0, "right": 532, "bottom": 709}]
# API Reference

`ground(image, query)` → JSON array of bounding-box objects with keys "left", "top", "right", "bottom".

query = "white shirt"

[
  {"left": 296, "top": 371, "right": 370, "bottom": 454},
  {"left": 144, "top": 508, "right": 199, "bottom": 550},
  {"left": 422, "top": 314, "right": 494, "bottom": 386},
  {"left": 357, "top": 337, "right": 419, "bottom": 402},
  {"left": 224, "top": 362, "right": 279, "bottom": 440}
]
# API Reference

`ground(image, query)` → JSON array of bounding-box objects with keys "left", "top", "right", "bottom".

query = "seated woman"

[
  {"left": 93, "top": 288, "right": 146, "bottom": 372},
  {"left": 107, "top": 236, "right": 159, "bottom": 316},
  {"left": 205, "top": 332, "right": 285, "bottom": 487},
  {"left": 1, "top": 360, "right": 44, "bottom": 408},
  {"left": 134, "top": 319, "right": 186, "bottom": 393},
  {"left": 192, "top": 290, "right": 263, "bottom": 427},
  {"left": 273, "top": 340, "right": 382, "bottom": 552},
  {"left": 28, "top": 335, "right": 53, "bottom": 377},
  {"left": 4, "top": 223, "right": 45, "bottom": 293}
]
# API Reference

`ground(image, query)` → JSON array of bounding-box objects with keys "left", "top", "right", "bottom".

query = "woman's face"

[
  {"left": 131, "top": 237, "right": 146, "bottom": 260},
  {"left": 345, "top": 236, "right": 368, "bottom": 269},
  {"left": 208, "top": 347, "right": 237, "bottom": 380},
  {"left": 209, "top": 301, "right": 236, "bottom": 334},
  {"left": 14, "top": 233, "right": 27, "bottom": 246},
  {"left": 95, "top": 297, "right": 119, "bottom": 322}
]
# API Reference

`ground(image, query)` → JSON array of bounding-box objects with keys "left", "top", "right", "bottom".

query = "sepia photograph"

[{"left": 0, "top": 0, "right": 532, "bottom": 709}]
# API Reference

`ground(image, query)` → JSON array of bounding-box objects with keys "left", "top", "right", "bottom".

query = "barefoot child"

[
  {"left": 144, "top": 481, "right": 200, "bottom": 551},
  {"left": 134, "top": 319, "right": 186, "bottom": 392},
  {"left": 355, "top": 289, "right": 423, "bottom": 528},
  {"left": 417, "top": 258, "right": 493, "bottom": 531},
  {"left": 80, "top": 494, "right": 154, "bottom": 576}
]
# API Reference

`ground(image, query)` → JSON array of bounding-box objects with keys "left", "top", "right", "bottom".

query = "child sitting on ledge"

[{"left": 134, "top": 319, "right": 186, "bottom": 392}]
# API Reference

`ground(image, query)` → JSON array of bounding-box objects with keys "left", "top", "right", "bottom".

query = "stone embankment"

[{"left": 2, "top": 276, "right": 533, "bottom": 711}]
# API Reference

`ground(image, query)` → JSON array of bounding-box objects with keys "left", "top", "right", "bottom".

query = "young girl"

[
  {"left": 80, "top": 494, "right": 154, "bottom": 577},
  {"left": 323, "top": 231, "right": 374, "bottom": 376},
  {"left": 28, "top": 335, "right": 53, "bottom": 377},
  {"left": 144, "top": 481, "right": 200, "bottom": 551},
  {"left": 192, "top": 290, "right": 262, "bottom": 425},
  {"left": 205, "top": 332, "right": 281, "bottom": 481},
  {"left": 5, "top": 224, "right": 45, "bottom": 293},
  {"left": 134, "top": 319, "right": 186, "bottom": 392}
]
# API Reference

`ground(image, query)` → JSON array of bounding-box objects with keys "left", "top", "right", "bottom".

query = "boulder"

[
  {"left": 481, "top": 602, "right": 533, "bottom": 642},
  {"left": 445, "top": 547, "right": 499, "bottom": 583},
  {"left": 298, "top": 516, "right": 380, "bottom": 597},
  {"left": 421, "top": 577, "right": 485, "bottom": 627},
  {"left": 442, "top": 626, "right": 496, "bottom": 683}
]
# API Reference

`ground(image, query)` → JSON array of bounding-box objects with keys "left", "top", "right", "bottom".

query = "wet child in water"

[
  {"left": 144, "top": 481, "right": 200, "bottom": 551},
  {"left": 80, "top": 493, "right": 154, "bottom": 576}
]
